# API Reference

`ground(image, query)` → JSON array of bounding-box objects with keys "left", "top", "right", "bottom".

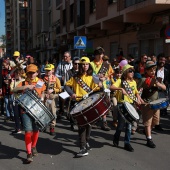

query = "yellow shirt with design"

[
  {"left": 114, "top": 79, "right": 138, "bottom": 103},
  {"left": 90, "top": 61, "right": 114, "bottom": 76},
  {"left": 90, "top": 61, "right": 114, "bottom": 88},
  {"left": 43, "top": 75, "right": 62, "bottom": 93},
  {"left": 65, "top": 74, "right": 100, "bottom": 101}
]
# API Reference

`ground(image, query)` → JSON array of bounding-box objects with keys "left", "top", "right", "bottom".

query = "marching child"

[
  {"left": 14, "top": 64, "right": 46, "bottom": 163},
  {"left": 65, "top": 57, "right": 101, "bottom": 157},
  {"left": 138, "top": 61, "right": 166, "bottom": 148},
  {"left": 43, "top": 64, "right": 62, "bottom": 136},
  {"left": 110, "top": 64, "right": 143, "bottom": 152}
]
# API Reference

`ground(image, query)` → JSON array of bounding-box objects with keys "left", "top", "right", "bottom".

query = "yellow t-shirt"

[
  {"left": 114, "top": 79, "right": 138, "bottom": 103},
  {"left": 65, "top": 74, "right": 100, "bottom": 101},
  {"left": 90, "top": 61, "right": 114, "bottom": 89},
  {"left": 90, "top": 61, "right": 114, "bottom": 76}
]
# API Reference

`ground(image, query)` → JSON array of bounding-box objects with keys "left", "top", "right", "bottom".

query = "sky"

[{"left": 0, "top": 0, "right": 5, "bottom": 37}]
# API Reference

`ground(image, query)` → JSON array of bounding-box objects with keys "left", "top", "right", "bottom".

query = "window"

[
  {"left": 70, "top": 4, "right": 74, "bottom": 23},
  {"left": 90, "top": 0, "right": 96, "bottom": 14},
  {"left": 140, "top": 40, "right": 149, "bottom": 55},
  {"left": 56, "top": 0, "right": 61, "bottom": 7},
  {"left": 128, "top": 43, "right": 138, "bottom": 58},
  {"left": 108, "top": 0, "right": 117, "bottom": 5},
  {"left": 110, "top": 42, "right": 119, "bottom": 60},
  {"left": 48, "top": 11, "right": 51, "bottom": 26},
  {"left": 63, "top": 9, "right": 66, "bottom": 26},
  {"left": 154, "top": 39, "right": 163, "bottom": 56},
  {"left": 125, "top": 0, "right": 145, "bottom": 8}
]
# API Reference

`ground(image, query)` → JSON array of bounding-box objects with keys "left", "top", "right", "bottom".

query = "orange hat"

[{"left": 26, "top": 64, "right": 38, "bottom": 73}]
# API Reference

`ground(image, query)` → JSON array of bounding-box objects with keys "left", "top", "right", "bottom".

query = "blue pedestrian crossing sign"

[{"left": 74, "top": 36, "right": 86, "bottom": 49}]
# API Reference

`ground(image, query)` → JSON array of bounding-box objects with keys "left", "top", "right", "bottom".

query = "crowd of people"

[{"left": 0, "top": 48, "right": 169, "bottom": 163}]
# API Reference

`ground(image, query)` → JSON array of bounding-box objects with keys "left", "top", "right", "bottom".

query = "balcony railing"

[{"left": 125, "top": 0, "right": 146, "bottom": 8}]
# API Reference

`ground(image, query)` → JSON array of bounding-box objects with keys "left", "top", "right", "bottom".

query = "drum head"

[
  {"left": 124, "top": 102, "right": 139, "bottom": 120},
  {"left": 150, "top": 98, "right": 167, "bottom": 104},
  {"left": 70, "top": 93, "right": 102, "bottom": 115}
]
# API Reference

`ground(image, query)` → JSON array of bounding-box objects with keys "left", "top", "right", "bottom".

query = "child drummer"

[
  {"left": 138, "top": 61, "right": 166, "bottom": 148},
  {"left": 110, "top": 64, "right": 143, "bottom": 152},
  {"left": 13, "top": 64, "right": 46, "bottom": 163},
  {"left": 65, "top": 57, "right": 101, "bottom": 157}
]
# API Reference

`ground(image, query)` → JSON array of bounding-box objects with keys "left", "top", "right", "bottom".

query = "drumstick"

[{"left": 88, "top": 85, "right": 99, "bottom": 95}]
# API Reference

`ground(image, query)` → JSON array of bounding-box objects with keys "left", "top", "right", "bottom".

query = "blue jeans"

[
  {"left": 114, "top": 105, "right": 132, "bottom": 144},
  {"left": 4, "top": 95, "right": 14, "bottom": 118},
  {"left": 21, "top": 113, "right": 39, "bottom": 132}
]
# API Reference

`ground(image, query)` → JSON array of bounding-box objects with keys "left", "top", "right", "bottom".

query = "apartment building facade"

[
  {"left": 5, "top": 0, "right": 28, "bottom": 58},
  {"left": 55, "top": 0, "right": 170, "bottom": 61},
  {"left": 5, "top": 0, "right": 170, "bottom": 62}
]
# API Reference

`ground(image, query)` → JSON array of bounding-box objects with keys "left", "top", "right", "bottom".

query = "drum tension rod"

[{"left": 94, "top": 109, "right": 102, "bottom": 120}]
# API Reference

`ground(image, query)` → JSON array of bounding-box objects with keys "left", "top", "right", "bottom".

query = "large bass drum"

[
  {"left": 16, "top": 90, "right": 55, "bottom": 131},
  {"left": 118, "top": 102, "right": 139, "bottom": 124},
  {"left": 70, "top": 92, "right": 111, "bottom": 127}
]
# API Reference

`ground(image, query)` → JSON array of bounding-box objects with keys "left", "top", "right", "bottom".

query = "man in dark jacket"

[{"left": 155, "top": 53, "right": 170, "bottom": 130}]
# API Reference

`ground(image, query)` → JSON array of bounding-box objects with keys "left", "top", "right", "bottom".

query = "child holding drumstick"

[
  {"left": 138, "top": 61, "right": 166, "bottom": 148},
  {"left": 110, "top": 64, "right": 143, "bottom": 152},
  {"left": 65, "top": 57, "right": 101, "bottom": 157}
]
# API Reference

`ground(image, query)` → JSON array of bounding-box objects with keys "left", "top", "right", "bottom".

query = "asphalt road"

[{"left": 0, "top": 112, "right": 170, "bottom": 170}]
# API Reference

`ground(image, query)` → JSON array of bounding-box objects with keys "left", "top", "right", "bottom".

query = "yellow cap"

[
  {"left": 80, "top": 57, "right": 90, "bottom": 64},
  {"left": 13, "top": 51, "right": 20, "bottom": 57},
  {"left": 122, "top": 64, "right": 134, "bottom": 74},
  {"left": 44, "top": 64, "right": 55, "bottom": 71}
]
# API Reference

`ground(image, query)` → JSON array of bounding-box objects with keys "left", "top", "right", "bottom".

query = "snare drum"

[
  {"left": 16, "top": 90, "right": 55, "bottom": 131},
  {"left": 70, "top": 92, "right": 111, "bottom": 127},
  {"left": 118, "top": 102, "right": 139, "bottom": 124},
  {"left": 150, "top": 98, "right": 169, "bottom": 110}
]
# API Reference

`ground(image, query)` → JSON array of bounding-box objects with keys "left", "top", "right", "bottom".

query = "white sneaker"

[{"left": 76, "top": 148, "right": 89, "bottom": 157}]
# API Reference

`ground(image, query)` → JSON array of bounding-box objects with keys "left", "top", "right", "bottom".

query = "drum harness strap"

[
  {"left": 98, "top": 61, "right": 109, "bottom": 75},
  {"left": 121, "top": 80, "right": 137, "bottom": 103},
  {"left": 74, "top": 76, "right": 92, "bottom": 93}
]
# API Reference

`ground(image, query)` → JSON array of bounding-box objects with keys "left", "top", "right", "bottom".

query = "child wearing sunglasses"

[{"left": 110, "top": 64, "right": 143, "bottom": 152}]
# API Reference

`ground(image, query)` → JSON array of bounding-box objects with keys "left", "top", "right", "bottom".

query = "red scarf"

[{"left": 144, "top": 73, "right": 155, "bottom": 87}]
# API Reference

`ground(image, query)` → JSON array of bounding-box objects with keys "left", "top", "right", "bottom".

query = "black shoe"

[
  {"left": 76, "top": 148, "right": 89, "bottom": 157},
  {"left": 155, "top": 125, "right": 164, "bottom": 131},
  {"left": 27, "top": 153, "right": 33, "bottom": 163},
  {"left": 32, "top": 147, "right": 38, "bottom": 156},
  {"left": 57, "top": 115, "right": 62, "bottom": 120},
  {"left": 113, "top": 137, "right": 119, "bottom": 147},
  {"left": 86, "top": 143, "right": 92, "bottom": 151},
  {"left": 12, "top": 129, "right": 22, "bottom": 134},
  {"left": 146, "top": 139, "right": 156, "bottom": 148},
  {"left": 124, "top": 143, "right": 134, "bottom": 152},
  {"left": 10, "top": 116, "right": 14, "bottom": 121},
  {"left": 4, "top": 117, "right": 10, "bottom": 122},
  {"left": 71, "top": 124, "right": 75, "bottom": 130}
]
